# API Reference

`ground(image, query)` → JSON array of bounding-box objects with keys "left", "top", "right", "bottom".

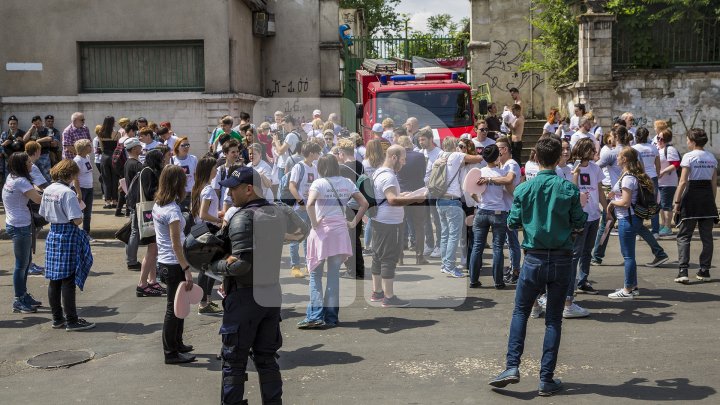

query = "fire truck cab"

[{"left": 355, "top": 59, "right": 474, "bottom": 144}]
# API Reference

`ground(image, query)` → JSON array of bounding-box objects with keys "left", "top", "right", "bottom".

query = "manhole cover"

[{"left": 27, "top": 350, "right": 95, "bottom": 369}]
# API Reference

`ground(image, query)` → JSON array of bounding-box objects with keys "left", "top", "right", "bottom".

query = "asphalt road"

[{"left": 1, "top": 204, "right": 719, "bottom": 404}]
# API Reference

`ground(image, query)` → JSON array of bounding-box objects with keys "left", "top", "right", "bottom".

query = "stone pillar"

[
  {"left": 319, "top": 0, "right": 342, "bottom": 97},
  {"left": 574, "top": 12, "right": 616, "bottom": 126}
]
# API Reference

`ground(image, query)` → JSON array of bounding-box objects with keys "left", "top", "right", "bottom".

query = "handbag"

[
  {"left": 136, "top": 169, "right": 156, "bottom": 239},
  {"left": 115, "top": 220, "right": 132, "bottom": 244}
]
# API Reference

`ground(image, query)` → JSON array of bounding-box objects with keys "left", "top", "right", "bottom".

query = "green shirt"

[{"left": 508, "top": 169, "right": 587, "bottom": 251}]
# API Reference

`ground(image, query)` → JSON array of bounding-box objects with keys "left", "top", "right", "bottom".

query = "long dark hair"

[
  {"left": 190, "top": 156, "right": 217, "bottom": 218},
  {"left": 7, "top": 152, "right": 32, "bottom": 182},
  {"left": 99, "top": 116, "right": 115, "bottom": 139},
  {"left": 144, "top": 148, "right": 166, "bottom": 175},
  {"left": 155, "top": 165, "right": 187, "bottom": 206}
]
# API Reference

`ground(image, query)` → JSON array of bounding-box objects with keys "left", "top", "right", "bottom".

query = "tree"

[
  {"left": 340, "top": 0, "right": 403, "bottom": 37},
  {"left": 427, "top": 13, "right": 458, "bottom": 36}
]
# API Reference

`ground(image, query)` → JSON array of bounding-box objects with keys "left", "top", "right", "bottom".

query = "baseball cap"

[
  {"left": 372, "top": 123, "right": 383, "bottom": 133},
  {"left": 219, "top": 166, "right": 261, "bottom": 189},
  {"left": 312, "top": 109, "right": 322, "bottom": 117},
  {"left": 160, "top": 121, "right": 171, "bottom": 128},
  {"left": 124, "top": 138, "right": 142, "bottom": 150}
]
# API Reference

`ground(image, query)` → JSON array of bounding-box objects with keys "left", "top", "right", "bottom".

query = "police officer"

[{"left": 210, "top": 166, "right": 307, "bottom": 405}]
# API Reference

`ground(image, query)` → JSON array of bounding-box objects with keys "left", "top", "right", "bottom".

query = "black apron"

[{"left": 680, "top": 180, "right": 719, "bottom": 223}]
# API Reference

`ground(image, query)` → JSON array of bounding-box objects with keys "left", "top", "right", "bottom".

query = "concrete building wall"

[
  {"left": 469, "top": 0, "right": 553, "bottom": 118},
  {"left": 0, "top": 0, "right": 235, "bottom": 96}
]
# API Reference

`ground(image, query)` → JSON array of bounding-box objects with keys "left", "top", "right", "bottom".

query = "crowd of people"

[{"left": 1, "top": 98, "right": 717, "bottom": 400}]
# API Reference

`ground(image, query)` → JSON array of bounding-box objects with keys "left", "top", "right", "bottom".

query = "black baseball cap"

[
  {"left": 44, "top": 114, "right": 54, "bottom": 120},
  {"left": 219, "top": 166, "right": 261, "bottom": 189}
]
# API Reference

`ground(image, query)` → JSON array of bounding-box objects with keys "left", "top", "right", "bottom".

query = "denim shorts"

[{"left": 658, "top": 186, "right": 676, "bottom": 210}]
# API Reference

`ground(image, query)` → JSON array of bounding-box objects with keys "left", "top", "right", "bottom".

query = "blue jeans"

[
  {"left": 470, "top": 210, "right": 508, "bottom": 286},
  {"left": 572, "top": 219, "right": 600, "bottom": 293},
  {"left": 305, "top": 255, "right": 343, "bottom": 325},
  {"left": 506, "top": 252, "right": 572, "bottom": 383},
  {"left": 7, "top": 225, "right": 32, "bottom": 298},
  {"left": 364, "top": 217, "right": 372, "bottom": 248},
  {"left": 618, "top": 216, "right": 642, "bottom": 288},
  {"left": 425, "top": 202, "right": 441, "bottom": 249},
  {"left": 289, "top": 209, "right": 310, "bottom": 268},
  {"left": 592, "top": 209, "right": 609, "bottom": 262},
  {"left": 507, "top": 228, "right": 521, "bottom": 271},
  {"left": 636, "top": 216, "right": 667, "bottom": 259},
  {"left": 650, "top": 177, "right": 659, "bottom": 234},
  {"left": 436, "top": 199, "right": 464, "bottom": 270}
]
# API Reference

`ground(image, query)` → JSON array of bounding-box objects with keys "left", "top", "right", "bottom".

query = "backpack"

[
  {"left": 344, "top": 164, "right": 379, "bottom": 214},
  {"left": 621, "top": 173, "right": 659, "bottom": 220},
  {"left": 427, "top": 152, "right": 462, "bottom": 198},
  {"left": 279, "top": 157, "right": 305, "bottom": 206},
  {"left": 111, "top": 142, "right": 128, "bottom": 177}
]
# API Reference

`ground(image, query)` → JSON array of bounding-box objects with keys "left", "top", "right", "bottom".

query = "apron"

[{"left": 679, "top": 180, "right": 719, "bottom": 223}]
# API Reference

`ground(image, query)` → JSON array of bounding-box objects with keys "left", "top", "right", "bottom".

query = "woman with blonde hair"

[
  {"left": 607, "top": 147, "right": 655, "bottom": 299},
  {"left": 307, "top": 118, "right": 324, "bottom": 138}
]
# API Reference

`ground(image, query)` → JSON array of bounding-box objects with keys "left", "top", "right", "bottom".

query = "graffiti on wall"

[
  {"left": 265, "top": 78, "right": 311, "bottom": 97},
  {"left": 481, "top": 40, "right": 544, "bottom": 91}
]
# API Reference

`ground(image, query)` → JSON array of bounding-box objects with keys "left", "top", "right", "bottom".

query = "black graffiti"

[
  {"left": 265, "top": 78, "right": 310, "bottom": 97},
  {"left": 481, "top": 40, "right": 545, "bottom": 91}
]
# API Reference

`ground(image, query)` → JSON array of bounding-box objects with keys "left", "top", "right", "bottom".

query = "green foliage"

[
  {"left": 519, "top": 0, "right": 580, "bottom": 89},
  {"left": 340, "top": 0, "right": 403, "bottom": 37},
  {"left": 427, "top": 14, "right": 458, "bottom": 36}
]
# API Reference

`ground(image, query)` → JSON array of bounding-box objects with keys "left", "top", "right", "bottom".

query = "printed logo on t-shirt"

[
  {"left": 182, "top": 166, "right": 190, "bottom": 175},
  {"left": 580, "top": 173, "right": 591, "bottom": 186},
  {"left": 476, "top": 146, "right": 485, "bottom": 155},
  {"left": 307, "top": 173, "right": 315, "bottom": 183},
  {"left": 85, "top": 162, "right": 93, "bottom": 171}
]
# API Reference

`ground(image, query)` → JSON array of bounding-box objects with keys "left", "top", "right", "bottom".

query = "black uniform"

[{"left": 210, "top": 198, "right": 306, "bottom": 405}]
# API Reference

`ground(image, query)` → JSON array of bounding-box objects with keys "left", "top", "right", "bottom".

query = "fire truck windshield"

[{"left": 375, "top": 89, "right": 472, "bottom": 128}]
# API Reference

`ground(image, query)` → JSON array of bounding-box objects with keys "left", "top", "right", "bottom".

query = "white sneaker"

[
  {"left": 537, "top": 294, "right": 547, "bottom": 309},
  {"left": 530, "top": 304, "right": 544, "bottom": 319},
  {"left": 608, "top": 289, "right": 634, "bottom": 300},
  {"left": 610, "top": 230, "right": 619, "bottom": 236},
  {"left": 653, "top": 233, "right": 660, "bottom": 239},
  {"left": 88, "top": 237, "right": 97, "bottom": 244},
  {"left": 430, "top": 247, "right": 441, "bottom": 258},
  {"left": 563, "top": 303, "right": 590, "bottom": 318},
  {"left": 423, "top": 246, "right": 434, "bottom": 256}
]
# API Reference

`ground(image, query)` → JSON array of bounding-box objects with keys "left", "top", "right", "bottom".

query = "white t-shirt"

[
  {"left": 92, "top": 137, "right": 103, "bottom": 164},
  {"left": 249, "top": 160, "right": 274, "bottom": 201},
  {"left": 632, "top": 142, "right": 659, "bottom": 178},
  {"left": 310, "top": 176, "right": 358, "bottom": 220},
  {"left": 382, "top": 130, "right": 394, "bottom": 144},
  {"left": 74, "top": 155, "right": 94, "bottom": 188},
  {"left": 39, "top": 182, "right": 83, "bottom": 224},
  {"left": 372, "top": 168, "right": 404, "bottom": 224},
  {"left": 277, "top": 132, "right": 301, "bottom": 170},
  {"left": 153, "top": 202, "right": 185, "bottom": 265},
  {"left": 2, "top": 175, "right": 34, "bottom": 227},
  {"left": 440, "top": 152, "right": 466, "bottom": 198},
  {"left": 355, "top": 146, "right": 366, "bottom": 162},
  {"left": 141, "top": 140, "right": 160, "bottom": 164},
  {"left": 461, "top": 162, "right": 483, "bottom": 207},
  {"left": 199, "top": 184, "right": 220, "bottom": 223},
  {"left": 570, "top": 130, "right": 595, "bottom": 150},
  {"left": 478, "top": 166, "right": 510, "bottom": 211},
  {"left": 362, "top": 160, "right": 377, "bottom": 177},
  {"left": 598, "top": 144, "right": 623, "bottom": 186},
  {"left": 472, "top": 137, "right": 495, "bottom": 158},
  {"left": 171, "top": 154, "right": 198, "bottom": 192},
  {"left": 289, "top": 161, "right": 319, "bottom": 206},
  {"left": 543, "top": 122, "right": 558, "bottom": 134},
  {"left": 612, "top": 174, "right": 639, "bottom": 220},
  {"left": 30, "top": 163, "right": 48, "bottom": 186},
  {"left": 658, "top": 145, "right": 680, "bottom": 187},
  {"left": 423, "top": 147, "right": 443, "bottom": 184},
  {"left": 524, "top": 161, "right": 540, "bottom": 180},
  {"left": 681, "top": 149, "right": 717, "bottom": 181},
  {"left": 164, "top": 135, "right": 179, "bottom": 152},
  {"left": 555, "top": 164, "right": 572, "bottom": 180},
  {"left": 502, "top": 159, "right": 521, "bottom": 208},
  {"left": 576, "top": 162, "right": 603, "bottom": 221},
  {"left": 569, "top": 115, "right": 580, "bottom": 132}
]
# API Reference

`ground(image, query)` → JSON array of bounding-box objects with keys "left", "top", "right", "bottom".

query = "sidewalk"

[{"left": 0, "top": 200, "right": 127, "bottom": 240}]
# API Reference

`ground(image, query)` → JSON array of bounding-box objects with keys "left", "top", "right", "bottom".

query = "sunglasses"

[
  {"left": 180, "top": 144, "right": 190, "bottom": 147},
  {"left": 477, "top": 128, "right": 488, "bottom": 132},
  {"left": 458, "top": 144, "right": 466, "bottom": 149}
]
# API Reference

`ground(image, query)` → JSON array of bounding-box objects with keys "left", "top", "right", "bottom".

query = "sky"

[{"left": 395, "top": 0, "right": 470, "bottom": 33}]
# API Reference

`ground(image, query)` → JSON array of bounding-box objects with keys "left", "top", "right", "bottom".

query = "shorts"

[{"left": 659, "top": 186, "right": 676, "bottom": 211}]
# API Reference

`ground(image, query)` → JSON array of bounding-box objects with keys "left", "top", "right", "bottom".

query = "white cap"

[
  {"left": 124, "top": 138, "right": 142, "bottom": 150},
  {"left": 372, "top": 123, "right": 383, "bottom": 133},
  {"left": 459, "top": 133, "right": 471, "bottom": 140},
  {"left": 313, "top": 109, "right": 322, "bottom": 117}
]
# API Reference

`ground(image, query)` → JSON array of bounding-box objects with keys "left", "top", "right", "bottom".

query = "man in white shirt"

[
  {"left": 418, "top": 128, "right": 442, "bottom": 257},
  {"left": 138, "top": 127, "right": 159, "bottom": 163},
  {"left": 370, "top": 145, "right": 424, "bottom": 307},
  {"left": 570, "top": 115, "right": 596, "bottom": 150},
  {"left": 287, "top": 142, "right": 322, "bottom": 278},
  {"left": 496, "top": 137, "right": 521, "bottom": 285}
]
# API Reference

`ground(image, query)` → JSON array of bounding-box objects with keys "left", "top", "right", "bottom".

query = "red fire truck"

[{"left": 355, "top": 59, "right": 474, "bottom": 144}]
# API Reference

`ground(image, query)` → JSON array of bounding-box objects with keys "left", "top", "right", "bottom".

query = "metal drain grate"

[{"left": 27, "top": 350, "right": 95, "bottom": 369}]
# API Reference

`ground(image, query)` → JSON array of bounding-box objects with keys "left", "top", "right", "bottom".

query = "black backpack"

[
  {"left": 111, "top": 142, "right": 127, "bottom": 177},
  {"left": 622, "top": 173, "right": 659, "bottom": 220}
]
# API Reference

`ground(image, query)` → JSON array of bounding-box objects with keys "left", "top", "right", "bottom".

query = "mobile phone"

[{"left": 572, "top": 159, "right": 582, "bottom": 170}]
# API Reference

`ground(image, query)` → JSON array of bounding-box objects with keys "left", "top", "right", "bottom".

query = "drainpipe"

[{"left": 529, "top": 1, "right": 535, "bottom": 118}]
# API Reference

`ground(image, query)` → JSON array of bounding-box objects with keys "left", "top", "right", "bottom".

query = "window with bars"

[{"left": 79, "top": 41, "right": 205, "bottom": 92}]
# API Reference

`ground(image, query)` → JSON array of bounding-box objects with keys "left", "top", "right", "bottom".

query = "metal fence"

[
  {"left": 613, "top": 18, "right": 720, "bottom": 69},
  {"left": 79, "top": 41, "right": 204, "bottom": 92},
  {"left": 348, "top": 36, "right": 467, "bottom": 60}
]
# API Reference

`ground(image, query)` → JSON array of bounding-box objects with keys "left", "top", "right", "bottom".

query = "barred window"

[{"left": 79, "top": 41, "right": 204, "bottom": 92}]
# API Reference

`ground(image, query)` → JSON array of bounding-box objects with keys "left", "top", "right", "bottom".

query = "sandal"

[{"left": 136, "top": 285, "right": 162, "bottom": 297}]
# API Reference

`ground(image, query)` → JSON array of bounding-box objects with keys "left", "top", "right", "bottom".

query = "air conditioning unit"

[{"left": 253, "top": 12, "right": 275, "bottom": 37}]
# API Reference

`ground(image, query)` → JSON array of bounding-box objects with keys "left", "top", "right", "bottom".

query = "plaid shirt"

[
  {"left": 61, "top": 124, "right": 91, "bottom": 160},
  {"left": 45, "top": 223, "right": 94, "bottom": 290}
]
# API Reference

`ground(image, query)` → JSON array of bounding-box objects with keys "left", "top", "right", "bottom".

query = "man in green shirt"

[{"left": 489, "top": 137, "right": 587, "bottom": 397}]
